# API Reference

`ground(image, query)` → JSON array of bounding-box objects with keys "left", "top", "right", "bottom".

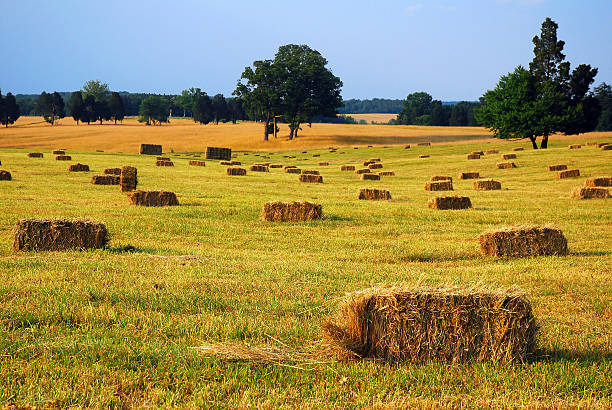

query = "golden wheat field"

[{"left": 344, "top": 113, "right": 399, "bottom": 123}]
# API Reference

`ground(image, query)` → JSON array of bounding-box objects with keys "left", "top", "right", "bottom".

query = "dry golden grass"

[{"left": 345, "top": 113, "right": 399, "bottom": 123}]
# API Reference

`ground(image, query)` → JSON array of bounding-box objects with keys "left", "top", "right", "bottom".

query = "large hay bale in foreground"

[
  {"left": 68, "top": 163, "right": 90, "bottom": 172},
  {"left": 474, "top": 179, "right": 501, "bottom": 190},
  {"left": 569, "top": 144, "right": 581, "bottom": 149},
  {"left": 104, "top": 168, "right": 121, "bottom": 175},
  {"left": 299, "top": 174, "right": 323, "bottom": 183},
  {"left": 358, "top": 188, "right": 390, "bottom": 200},
  {"left": 0, "top": 170, "right": 12, "bottom": 181},
  {"left": 378, "top": 171, "right": 395, "bottom": 177},
  {"left": 572, "top": 187, "right": 610, "bottom": 199},
  {"left": 91, "top": 175, "right": 119, "bottom": 185},
  {"left": 55, "top": 155, "right": 71, "bottom": 161},
  {"left": 156, "top": 160, "right": 174, "bottom": 166},
  {"left": 13, "top": 218, "right": 108, "bottom": 251},
  {"left": 467, "top": 153, "right": 481, "bottom": 160},
  {"left": 501, "top": 153, "right": 517, "bottom": 160},
  {"left": 547, "top": 164, "right": 567, "bottom": 172},
  {"left": 227, "top": 167, "right": 246, "bottom": 176},
  {"left": 428, "top": 196, "right": 472, "bottom": 210},
  {"left": 459, "top": 172, "right": 479, "bottom": 180},
  {"left": 301, "top": 170, "right": 319, "bottom": 175},
  {"left": 479, "top": 225, "right": 568, "bottom": 257},
  {"left": 120, "top": 166, "right": 137, "bottom": 192},
  {"left": 126, "top": 190, "right": 179, "bottom": 206},
  {"left": 52, "top": 150, "right": 65, "bottom": 155},
  {"left": 361, "top": 173, "right": 380, "bottom": 181},
  {"left": 206, "top": 146, "right": 232, "bottom": 161},
  {"left": 425, "top": 180, "right": 453, "bottom": 191},
  {"left": 431, "top": 175, "right": 452, "bottom": 182},
  {"left": 557, "top": 169, "right": 580, "bottom": 179},
  {"left": 585, "top": 176, "right": 612, "bottom": 187},
  {"left": 189, "top": 160, "right": 206, "bottom": 166},
  {"left": 140, "top": 144, "right": 162, "bottom": 155},
  {"left": 341, "top": 165, "right": 355, "bottom": 171},
  {"left": 250, "top": 165, "right": 269, "bottom": 172},
  {"left": 262, "top": 201, "right": 322, "bottom": 222},
  {"left": 27, "top": 152, "right": 43, "bottom": 158},
  {"left": 323, "top": 285, "right": 537, "bottom": 364},
  {"left": 497, "top": 162, "right": 516, "bottom": 169},
  {"left": 368, "top": 163, "right": 383, "bottom": 169}
]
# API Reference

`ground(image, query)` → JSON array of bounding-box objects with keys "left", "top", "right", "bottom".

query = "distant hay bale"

[
  {"left": 363, "top": 161, "right": 375, "bottom": 166},
  {"left": 323, "top": 285, "right": 538, "bottom": 364},
  {"left": 378, "top": 171, "right": 395, "bottom": 176},
  {"left": 318, "top": 162, "right": 329, "bottom": 166},
  {"left": 230, "top": 161, "right": 242, "bottom": 165},
  {"left": 368, "top": 163, "right": 383, "bottom": 169},
  {"left": 27, "top": 152, "right": 43, "bottom": 158},
  {"left": 55, "top": 155, "right": 71, "bottom": 161},
  {"left": 431, "top": 175, "right": 452, "bottom": 182},
  {"left": 313, "top": 154, "right": 320, "bottom": 157},
  {"left": 585, "top": 142, "right": 598, "bottom": 146},
  {"left": 120, "top": 166, "right": 137, "bottom": 192},
  {"left": 91, "top": 175, "right": 119, "bottom": 185},
  {"left": 368, "top": 158, "right": 381, "bottom": 162},
  {"left": 340, "top": 165, "right": 356, "bottom": 171},
  {"left": 404, "top": 145, "right": 410, "bottom": 149},
  {"left": 479, "top": 225, "right": 568, "bottom": 257},
  {"left": 355, "top": 168, "right": 371, "bottom": 174},
  {"left": 104, "top": 168, "right": 121, "bottom": 175},
  {"left": 156, "top": 160, "right": 174, "bottom": 166},
  {"left": 299, "top": 174, "right": 323, "bottom": 183},
  {"left": 418, "top": 142, "right": 431, "bottom": 146},
  {"left": 156, "top": 156, "right": 170, "bottom": 161},
  {"left": 557, "top": 169, "right": 580, "bottom": 179},
  {"left": 571, "top": 187, "right": 610, "bottom": 199},
  {"left": 501, "top": 153, "right": 517, "bottom": 160},
  {"left": 497, "top": 162, "right": 517, "bottom": 169},
  {"left": 485, "top": 149, "right": 499, "bottom": 154},
  {"left": 270, "top": 164, "right": 283, "bottom": 168},
  {"left": 513, "top": 147, "right": 524, "bottom": 151},
  {"left": 52, "top": 150, "right": 65, "bottom": 155},
  {"left": 189, "top": 160, "right": 206, "bottom": 166},
  {"left": 474, "top": 179, "right": 501, "bottom": 190},
  {"left": 0, "top": 170, "right": 12, "bottom": 181},
  {"left": 68, "top": 163, "right": 90, "bottom": 172},
  {"left": 585, "top": 176, "right": 612, "bottom": 187},
  {"left": 249, "top": 165, "right": 269, "bottom": 172},
  {"left": 358, "top": 188, "right": 391, "bottom": 200},
  {"left": 126, "top": 190, "right": 179, "bottom": 206},
  {"left": 547, "top": 164, "right": 567, "bottom": 171},
  {"left": 471, "top": 151, "right": 484, "bottom": 155},
  {"left": 419, "top": 155, "right": 429, "bottom": 158},
  {"left": 261, "top": 201, "right": 323, "bottom": 222},
  {"left": 601, "top": 144, "right": 612, "bottom": 151},
  {"left": 568, "top": 144, "right": 581, "bottom": 149},
  {"left": 467, "top": 154, "right": 481, "bottom": 160},
  {"left": 206, "top": 146, "right": 232, "bottom": 161},
  {"left": 285, "top": 168, "right": 301, "bottom": 174},
  {"left": 220, "top": 160, "right": 232, "bottom": 165},
  {"left": 361, "top": 173, "right": 380, "bottom": 181},
  {"left": 597, "top": 143, "right": 609, "bottom": 148},
  {"left": 301, "top": 170, "right": 319, "bottom": 175},
  {"left": 428, "top": 196, "right": 472, "bottom": 210},
  {"left": 226, "top": 167, "right": 247, "bottom": 176},
  {"left": 459, "top": 172, "right": 479, "bottom": 179},
  {"left": 425, "top": 180, "right": 453, "bottom": 191},
  {"left": 140, "top": 144, "right": 162, "bottom": 155},
  {"left": 13, "top": 218, "right": 108, "bottom": 252}
]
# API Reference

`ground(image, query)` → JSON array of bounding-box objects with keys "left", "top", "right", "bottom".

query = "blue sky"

[{"left": 1, "top": 0, "right": 610, "bottom": 100}]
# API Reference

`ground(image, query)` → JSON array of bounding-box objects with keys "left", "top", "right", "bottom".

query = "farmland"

[{"left": 0, "top": 122, "right": 611, "bottom": 407}]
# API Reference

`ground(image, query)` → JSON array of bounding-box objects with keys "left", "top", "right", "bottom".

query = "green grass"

[{"left": 0, "top": 140, "right": 611, "bottom": 408}]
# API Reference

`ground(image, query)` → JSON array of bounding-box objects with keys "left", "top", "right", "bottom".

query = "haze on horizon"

[{"left": 2, "top": 0, "right": 610, "bottom": 101}]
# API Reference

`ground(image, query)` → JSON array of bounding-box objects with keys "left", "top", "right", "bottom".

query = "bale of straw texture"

[
  {"left": 220, "top": 160, "right": 232, "bottom": 165},
  {"left": 502, "top": 153, "right": 517, "bottom": 160},
  {"left": 459, "top": 172, "right": 479, "bottom": 179},
  {"left": 261, "top": 201, "right": 323, "bottom": 222},
  {"left": 68, "top": 163, "right": 90, "bottom": 172},
  {"left": 126, "top": 190, "right": 179, "bottom": 206},
  {"left": 361, "top": 173, "right": 381, "bottom": 181},
  {"left": 156, "top": 156, "right": 170, "bottom": 161},
  {"left": 425, "top": 180, "right": 453, "bottom": 191},
  {"left": 322, "top": 285, "right": 538, "bottom": 364},
  {"left": 568, "top": 144, "right": 581, "bottom": 149},
  {"left": 431, "top": 175, "right": 452, "bottom": 182},
  {"left": 479, "top": 225, "right": 568, "bottom": 257},
  {"left": 474, "top": 179, "right": 501, "bottom": 190},
  {"left": 467, "top": 154, "right": 481, "bottom": 160},
  {"left": 341, "top": 165, "right": 356, "bottom": 171},
  {"left": 0, "top": 170, "right": 12, "bottom": 181},
  {"left": 230, "top": 161, "right": 242, "bottom": 165},
  {"left": 313, "top": 154, "right": 320, "bottom": 157},
  {"left": 368, "top": 158, "right": 381, "bottom": 162},
  {"left": 285, "top": 168, "right": 301, "bottom": 174},
  {"left": 557, "top": 169, "right": 580, "bottom": 179},
  {"left": 471, "top": 151, "right": 484, "bottom": 155},
  {"left": 120, "top": 166, "right": 137, "bottom": 192},
  {"left": 404, "top": 145, "right": 410, "bottom": 149},
  {"left": 417, "top": 142, "right": 431, "bottom": 146},
  {"left": 91, "top": 175, "right": 119, "bottom": 185},
  {"left": 485, "top": 149, "right": 499, "bottom": 154},
  {"left": 497, "top": 162, "right": 517, "bottom": 169},
  {"left": 363, "top": 161, "right": 375, "bottom": 166},
  {"left": 513, "top": 147, "right": 524, "bottom": 151},
  {"left": 299, "top": 174, "right": 323, "bottom": 183},
  {"left": 358, "top": 188, "right": 391, "bottom": 200},
  {"left": 301, "top": 169, "right": 319, "bottom": 175},
  {"left": 356, "top": 168, "right": 371, "bottom": 174},
  {"left": 547, "top": 164, "right": 567, "bottom": 171},
  {"left": 284, "top": 165, "right": 297, "bottom": 169},
  {"left": 140, "top": 144, "right": 162, "bottom": 155},
  {"left": 601, "top": 144, "right": 612, "bottom": 151},
  {"left": 249, "top": 165, "right": 269, "bottom": 172},
  {"left": 585, "top": 176, "right": 612, "bottom": 187},
  {"left": 55, "top": 155, "right": 71, "bottom": 161},
  {"left": 597, "top": 142, "right": 609, "bottom": 148},
  {"left": 571, "top": 187, "right": 610, "bottom": 199},
  {"left": 318, "top": 162, "right": 329, "bottom": 166},
  {"left": 419, "top": 155, "right": 430, "bottom": 158},
  {"left": 52, "top": 150, "right": 65, "bottom": 155},
  {"left": 226, "top": 167, "right": 247, "bottom": 176},
  {"left": 270, "top": 164, "right": 283, "bottom": 168},
  {"left": 27, "top": 152, "right": 43, "bottom": 158},
  {"left": 104, "top": 168, "right": 121, "bottom": 175},
  {"left": 428, "top": 196, "right": 472, "bottom": 210},
  {"left": 206, "top": 146, "right": 232, "bottom": 161},
  {"left": 189, "top": 160, "right": 206, "bottom": 166},
  {"left": 156, "top": 160, "right": 174, "bottom": 166},
  {"left": 368, "top": 163, "right": 383, "bottom": 169},
  {"left": 13, "top": 218, "right": 108, "bottom": 252},
  {"left": 378, "top": 171, "right": 395, "bottom": 177},
  {"left": 586, "top": 142, "right": 598, "bottom": 146}
]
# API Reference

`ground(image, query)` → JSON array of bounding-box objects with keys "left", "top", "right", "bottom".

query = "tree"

[
  {"left": 193, "top": 94, "right": 213, "bottom": 124},
  {"left": 36, "top": 91, "right": 65, "bottom": 125},
  {"left": 138, "top": 95, "right": 169, "bottom": 125},
  {"left": 68, "top": 91, "right": 84, "bottom": 124},
  {"left": 212, "top": 94, "right": 227, "bottom": 124},
  {"left": 430, "top": 101, "right": 450, "bottom": 126},
  {"left": 80, "top": 95, "right": 96, "bottom": 125},
  {"left": 0, "top": 91, "right": 20, "bottom": 127},
  {"left": 109, "top": 92, "right": 125, "bottom": 124},
  {"left": 82, "top": 80, "right": 110, "bottom": 103},
  {"left": 227, "top": 98, "right": 245, "bottom": 124},
  {"left": 175, "top": 88, "right": 202, "bottom": 118},
  {"left": 397, "top": 92, "right": 433, "bottom": 124},
  {"left": 594, "top": 83, "right": 612, "bottom": 131},
  {"left": 94, "top": 100, "right": 111, "bottom": 124}
]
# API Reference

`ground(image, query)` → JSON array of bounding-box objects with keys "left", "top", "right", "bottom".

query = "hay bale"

[
  {"left": 568, "top": 144, "right": 581, "bottom": 149},
  {"left": 318, "top": 162, "right": 329, "bottom": 166},
  {"left": 104, "top": 168, "right": 121, "bottom": 175},
  {"left": 428, "top": 196, "right": 472, "bottom": 210},
  {"left": 68, "top": 163, "right": 90, "bottom": 172},
  {"left": 363, "top": 161, "right": 375, "bottom": 166},
  {"left": 356, "top": 168, "right": 371, "bottom": 174},
  {"left": 27, "top": 152, "right": 43, "bottom": 158},
  {"left": 471, "top": 151, "right": 484, "bottom": 155},
  {"left": 501, "top": 153, "right": 517, "bottom": 160},
  {"left": 52, "top": 150, "right": 65, "bottom": 155},
  {"left": 301, "top": 170, "right": 319, "bottom": 175},
  {"left": 120, "top": 166, "right": 137, "bottom": 192},
  {"left": 459, "top": 172, "right": 479, "bottom": 180},
  {"left": 340, "top": 165, "right": 356, "bottom": 171},
  {"left": 368, "top": 163, "right": 383, "bottom": 169},
  {"left": 474, "top": 179, "right": 501, "bottom": 190},
  {"left": 585, "top": 176, "right": 612, "bottom": 187},
  {"left": 55, "top": 155, "right": 71, "bottom": 161},
  {"left": 467, "top": 154, "right": 481, "bottom": 160},
  {"left": 571, "top": 187, "right": 610, "bottom": 199},
  {"left": 368, "top": 158, "right": 381, "bottom": 162},
  {"left": 601, "top": 144, "right": 612, "bottom": 151},
  {"left": 227, "top": 167, "right": 247, "bottom": 176},
  {"left": 557, "top": 169, "right": 580, "bottom": 179},
  {"left": 230, "top": 161, "right": 242, "bottom": 165},
  {"left": 485, "top": 149, "right": 499, "bottom": 154},
  {"left": 285, "top": 168, "right": 301, "bottom": 174},
  {"left": 126, "top": 190, "right": 179, "bottom": 206},
  {"left": 513, "top": 147, "right": 524, "bottom": 151},
  {"left": 220, "top": 160, "right": 232, "bottom": 165},
  {"left": 418, "top": 142, "right": 431, "bottom": 146},
  {"left": 547, "top": 164, "right": 567, "bottom": 171},
  {"left": 431, "top": 175, "right": 452, "bottom": 182},
  {"left": 206, "top": 146, "right": 232, "bottom": 161},
  {"left": 13, "top": 218, "right": 108, "bottom": 252},
  {"left": 419, "top": 155, "right": 429, "bottom": 158},
  {"left": 299, "top": 174, "right": 323, "bottom": 183},
  {"left": 249, "top": 165, "right": 269, "bottom": 172},
  {"left": 597, "top": 142, "right": 609, "bottom": 148},
  {"left": 361, "top": 173, "right": 380, "bottom": 181},
  {"left": 156, "top": 160, "right": 174, "bottom": 166},
  {"left": 140, "top": 144, "right": 162, "bottom": 155},
  {"left": 270, "top": 164, "right": 283, "bottom": 168},
  {"left": 479, "top": 225, "right": 568, "bottom": 257},
  {"left": 358, "top": 188, "right": 391, "bottom": 200},
  {"left": 313, "top": 154, "right": 320, "bottom": 157},
  {"left": 0, "top": 170, "right": 12, "bottom": 181},
  {"left": 586, "top": 142, "right": 598, "bottom": 146},
  {"left": 378, "top": 171, "right": 395, "bottom": 177},
  {"left": 189, "top": 160, "right": 206, "bottom": 166},
  {"left": 404, "top": 145, "right": 410, "bottom": 149},
  {"left": 156, "top": 156, "right": 170, "bottom": 161},
  {"left": 91, "top": 175, "right": 119, "bottom": 185},
  {"left": 261, "top": 201, "right": 323, "bottom": 222},
  {"left": 497, "top": 162, "right": 517, "bottom": 169},
  {"left": 425, "top": 180, "right": 453, "bottom": 191},
  {"left": 323, "top": 285, "right": 537, "bottom": 364}
]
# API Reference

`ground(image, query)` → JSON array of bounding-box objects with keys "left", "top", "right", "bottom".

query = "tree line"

[
  {"left": 396, "top": 94, "right": 481, "bottom": 126},
  {"left": 0, "top": 90, "right": 21, "bottom": 127}
]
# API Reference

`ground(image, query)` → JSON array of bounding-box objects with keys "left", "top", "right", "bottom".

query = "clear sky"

[{"left": 2, "top": 0, "right": 610, "bottom": 100}]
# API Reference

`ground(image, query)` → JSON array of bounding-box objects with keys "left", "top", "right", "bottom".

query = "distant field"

[{"left": 344, "top": 113, "right": 398, "bottom": 123}]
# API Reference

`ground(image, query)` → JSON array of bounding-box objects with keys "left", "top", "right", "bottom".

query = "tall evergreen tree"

[
  {"left": 68, "top": 91, "right": 84, "bottom": 125},
  {"left": 109, "top": 92, "right": 125, "bottom": 124},
  {"left": 2, "top": 92, "right": 21, "bottom": 127}
]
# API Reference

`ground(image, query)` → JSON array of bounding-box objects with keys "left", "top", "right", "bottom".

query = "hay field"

[
  {"left": 345, "top": 113, "right": 398, "bottom": 123},
  {"left": 0, "top": 136, "right": 611, "bottom": 407}
]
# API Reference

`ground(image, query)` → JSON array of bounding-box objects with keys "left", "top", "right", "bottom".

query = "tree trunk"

[
  {"left": 529, "top": 135, "right": 538, "bottom": 149},
  {"left": 273, "top": 116, "right": 277, "bottom": 138},
  {"left": 264, "top": 118, "right": 269, "bottom": 141},
  {"left": 540, "top": 136, "right": 549, "bottom": 149},
  {"left": 294, "top": 122, "right": 300, "bottom": 138},
  {"left": 288, "top": 125, "right": 295, "bottom": 140}
]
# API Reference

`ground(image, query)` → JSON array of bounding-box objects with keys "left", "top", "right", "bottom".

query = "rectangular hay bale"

[
  {"left": 557, "top": 169, "right": 580, "bottom": 179},
  {"left": 299, "top": 174, "right": 323, "bottom": 183},
  {"left": 585, "top": 176, "right": 612, "bottom": 187},
  {"left": 92, "top": 175, "right": 119, "bottom": 185},
  {"left": 55, "top": 155, "right": 71, "bottom": 161},
  {"left": 127, "top": 190, "right": 179, "bottom": 206},
  {"left": 0, "top": 170, "right": 12, "bottom": 181},
  {"left": 140, "top": 144, "right": 162, "bottom": 155},
  {"left": 428, "top": 196, "right": 472, "bottom": 210},
  {"left": 368, "top": 163, "right": 383, "bottom": 169},
  {"left": 285, "top": 168, "right": 301, "bottom": 174},
  {"left": 547, "top": 164, "right": 567, "bottom": 171},
  {"left": 249, "top": 165, "right": 269, "bottom": 172},
  {"left": 431, "top": 175, "right": 452, "bottom": 182},
  {"left": 206, "top": 147, "right": 232, "bottom": 161},
  {"left": 569, "top": 144, "right": 581, "bottom": 149},
  {"left": 474, "top": 179, "right": 501, "bottom": 190},
  {"left": 13, "top": 218, "right": 108, "bottom": 251},
  {"left": 425, "top": 180, "right": 453, "bottom": 191},
  {"left": 571, "top": 187, "right": 610, "bottom": 199},
  {"left": 378, "top": 171, "right": 395, "bottom": 176},
  {"left": 262, "top": 201, "right": 322, "bottom": 221},
  {"left": 68, "top": 163, "right": 90, "bottom": 172},
  {"left": 52, "top": 150, "right": 65, "bottom": 155},
  {"left": 341, "top": 165, "right": 356, "bottom": 171},
  {"left": 467, "top": 154, "right": 481, "bottom": 160},
  {"left": 27, "top": 153, "right": 43, "bottom": 158},
  {"left": 104, "top": 168, "right": 121, "bottom": 175},
  {"left": 156, "top": 160, "right": 174, "bottom": 166},
  {"left": 501, "top": 153, "right": 517, "bottom": 160},
  {"left": 301, "top": 170, "right": 319, "bottom": 175},
  {"left": 485, "top": 150, "right": 499, "bottom": 154},
  {"left": 358, "top": 188, "right": 391, "bottom": 200},
  {"left": 226, "top": 167, "right": 246, "bottom": 176},
  {"left": 361, "top": 173, "right": 380, "bottom": 181},
  {"left": 459, "top": 172, "right": 479, "bottom": 179},
  {"left": 120, "top": 166, "right": 137, "bottom": 192},
  {"left": 479, "top": 225, "right": 568, "bottom": 257},
  {"left": 497, "top": 162, "right": 516, "bottom": 169},
  {"left": 189, "top": 160, "right": 206, "bottom": 166}
]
